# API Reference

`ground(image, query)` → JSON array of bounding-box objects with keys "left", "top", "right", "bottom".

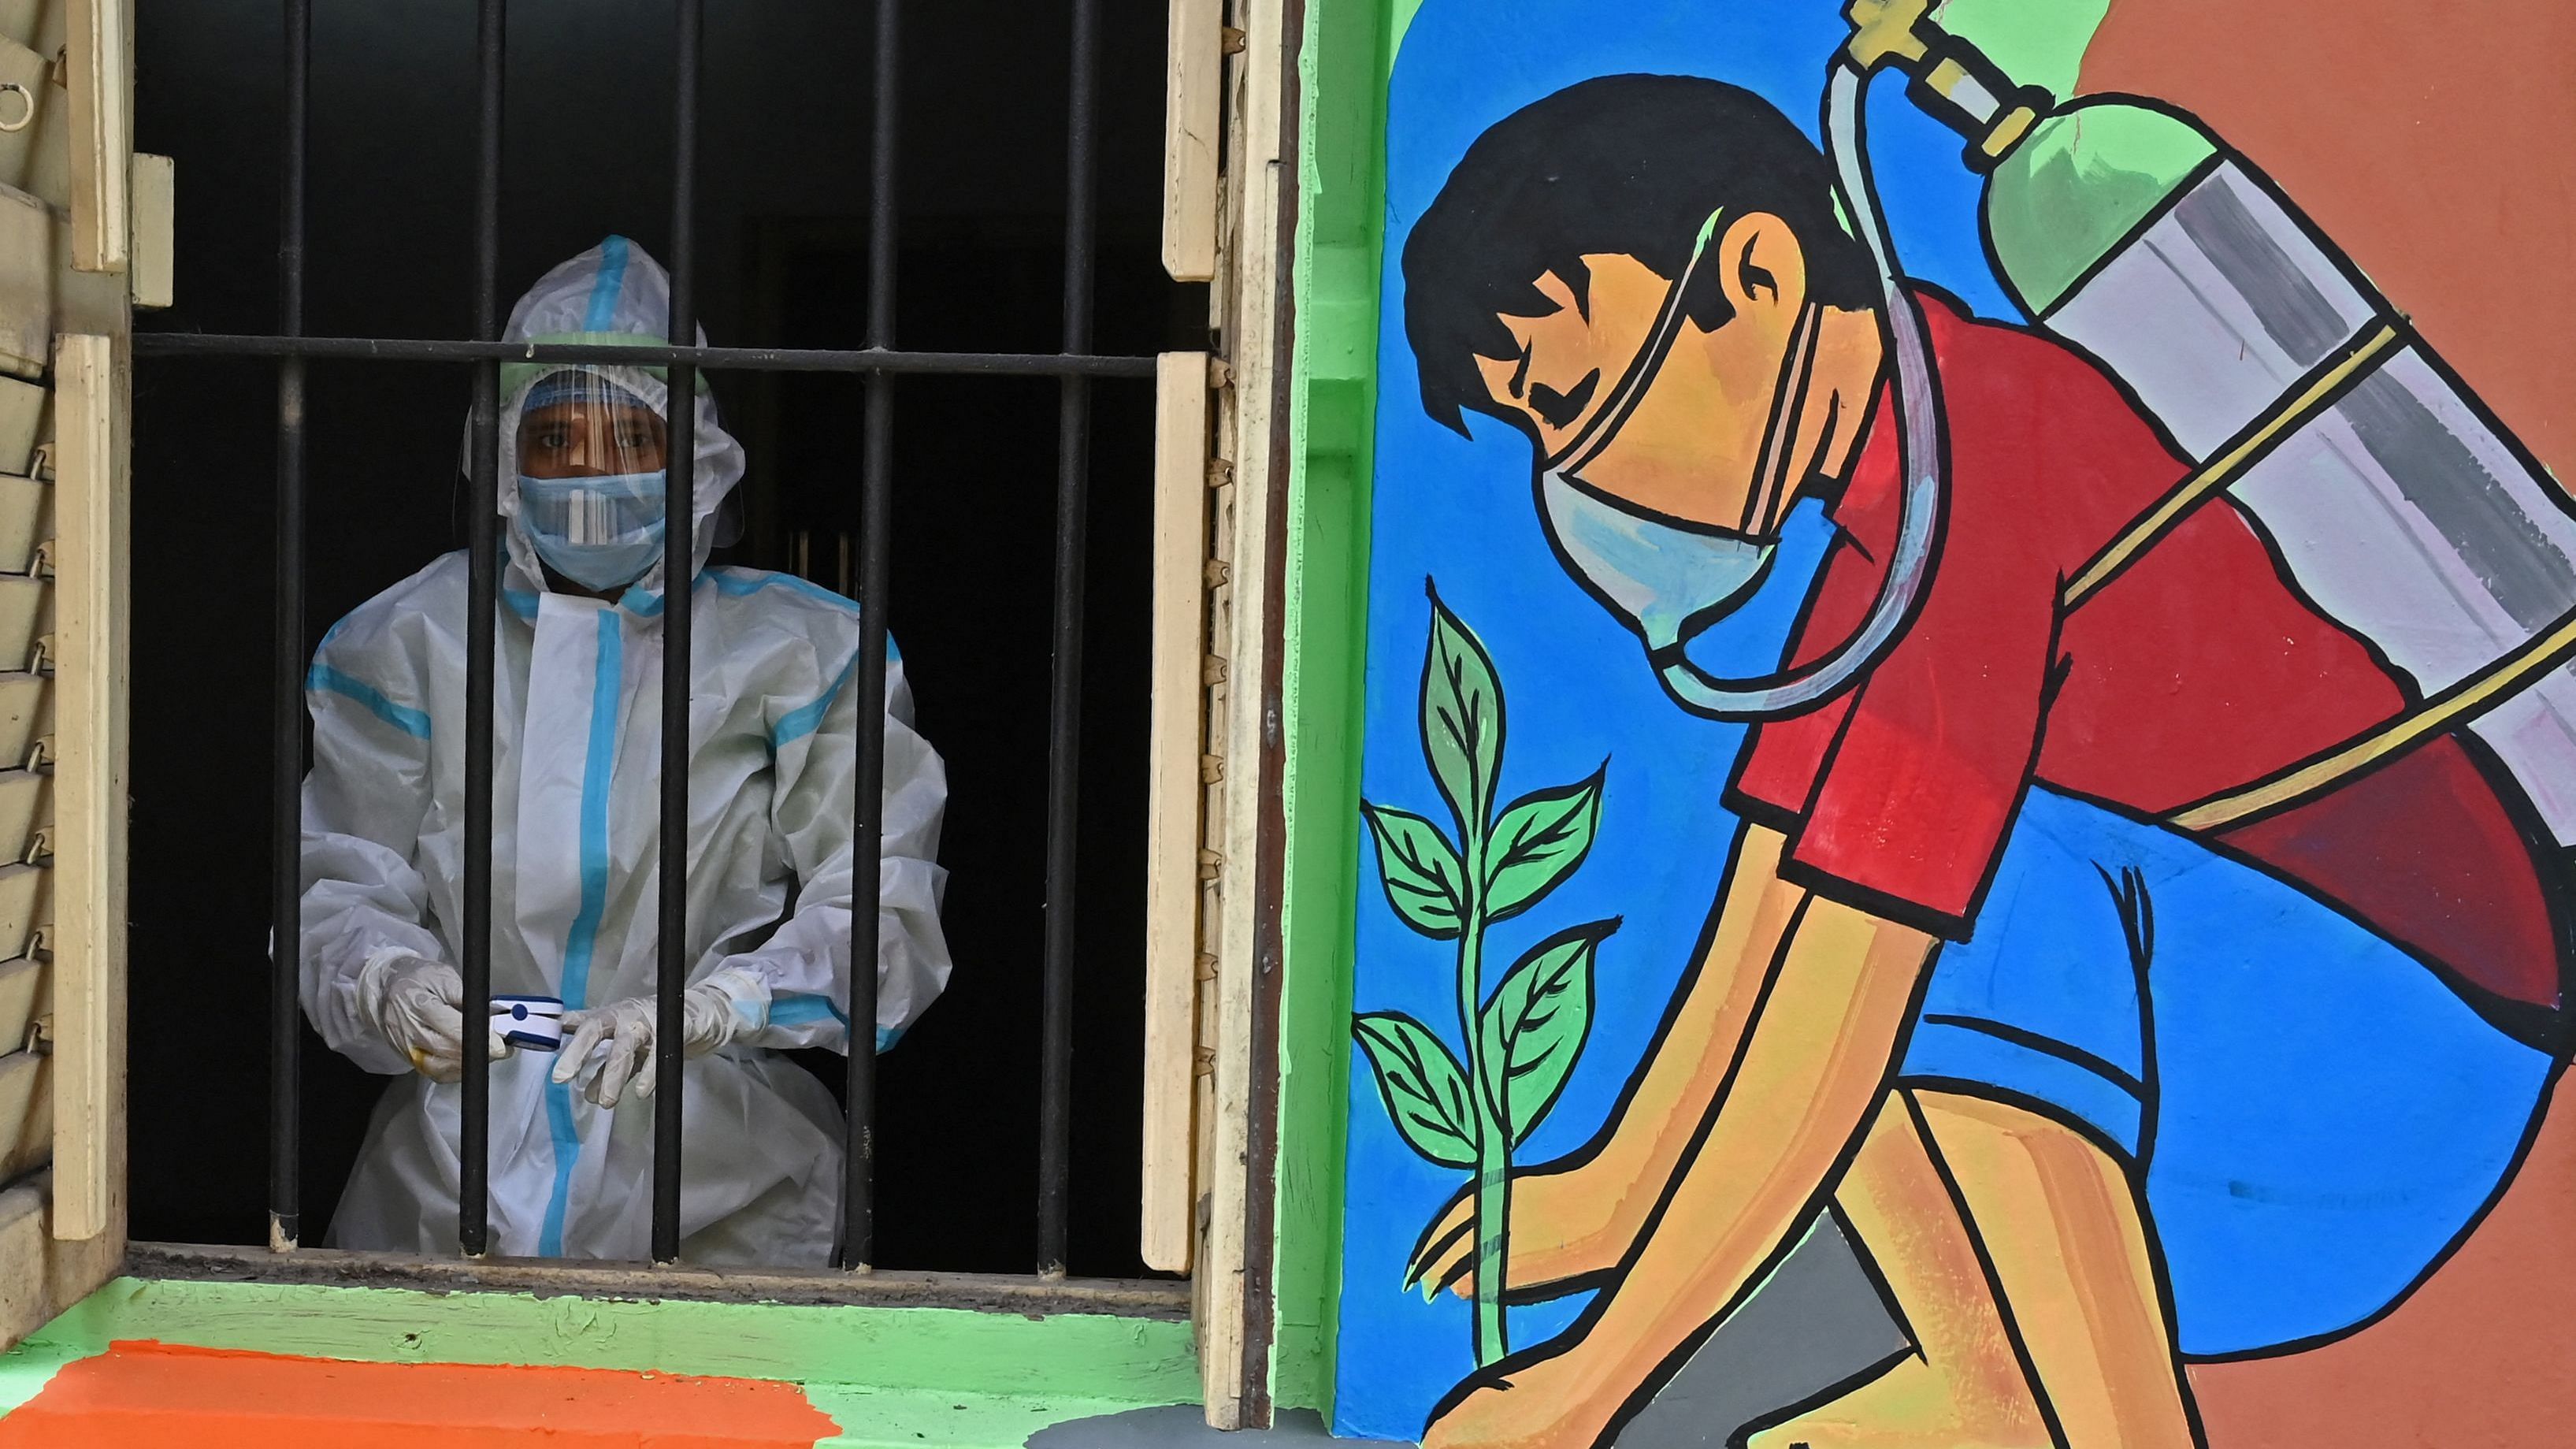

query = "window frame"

[{"left": 0, "top": 0, "right": 1307, "bottom": 1428}]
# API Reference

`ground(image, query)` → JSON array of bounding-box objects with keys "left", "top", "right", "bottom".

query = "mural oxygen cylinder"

[{"left": 1843, "top": 0, "right": 2576, "bottom": 841}]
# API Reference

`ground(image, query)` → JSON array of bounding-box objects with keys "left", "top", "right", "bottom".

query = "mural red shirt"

[{"left": 1730, "top": 291, "right": 2566, "bottom": 1012}]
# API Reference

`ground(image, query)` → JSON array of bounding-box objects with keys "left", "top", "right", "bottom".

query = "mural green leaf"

[
  {"left": 1482, "top": 766, "right": 1607, "bottom": 923},
  {"left": 1477, "top": 922, "right": 1614, "bottom": 1146},
  {"left": 1421, "top": 584, "right": 1505, "bottom": 834},
  {"left": 1357, "top": 584, "right": 1622, "bottom": 1368},
  {"left": 1353, "top": 1012, "right": 1479, "bottom": 1169},
  {"left": 1360, "top": 802, "right": 1471, "bottom": 940}
]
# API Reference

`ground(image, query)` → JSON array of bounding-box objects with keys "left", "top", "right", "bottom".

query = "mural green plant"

[{"left": 1352, "top": 582, "right": 1619, "bottom": 1368}]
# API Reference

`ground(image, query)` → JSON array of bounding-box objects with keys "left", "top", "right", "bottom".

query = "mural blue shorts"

[{"left": 1897, "top": 786, "right": 2556, "bottom": 1358}]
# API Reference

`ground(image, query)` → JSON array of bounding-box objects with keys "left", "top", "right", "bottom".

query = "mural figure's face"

[{"left": 1472, "top": 212, "right": 1817, "bottom": 533}]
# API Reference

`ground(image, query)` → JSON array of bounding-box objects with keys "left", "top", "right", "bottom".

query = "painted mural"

[{"left": 1337, "top": 1, "right": 2576, "bottom": 1445}]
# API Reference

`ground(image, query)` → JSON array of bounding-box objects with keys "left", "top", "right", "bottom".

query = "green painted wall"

[
  {"left": 1936, "top": 0, "right": 2110, "bottom": 97},
  {"left": 3, "top": 1278, "right": 1198, "bottom": 1447},
  {"left": 1273, "top": 0, "right": 1394, "bottom": 1418}
]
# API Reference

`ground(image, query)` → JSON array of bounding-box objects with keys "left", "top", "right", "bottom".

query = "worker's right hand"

[
  {"left": 353, "top": 951, "right": 512, "bottom": 1083},
  {"left": 551, "top": 971, "right": 769, "bottom": 1109},
  {"left": 553, "top": 997, "right": 660, "bottom": 1108},
  {"left": 1402, "top": 1159, "right": 1639, "bottom": 1300}
]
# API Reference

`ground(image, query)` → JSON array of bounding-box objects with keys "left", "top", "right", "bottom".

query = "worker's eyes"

[
  {"left": 531, "top": 428, "right": 573, "bottom": 451},
  {"left": 616, "top": 427, "right": 658, "bottom": 451}
]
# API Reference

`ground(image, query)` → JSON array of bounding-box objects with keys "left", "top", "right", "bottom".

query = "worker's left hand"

[{"left": 553, "top": 968, "right": 771, "bottom": 1107}]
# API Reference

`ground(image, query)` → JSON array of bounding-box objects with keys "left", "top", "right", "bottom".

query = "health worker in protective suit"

[{"left": 299, "top": 236, "right": 952, "bottom": 1265}]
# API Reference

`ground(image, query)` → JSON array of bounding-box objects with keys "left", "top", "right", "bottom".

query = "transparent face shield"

[
  {"left": 514, "top": 371, "right": 673, "bottom": 591},
  {"left": 1531, "top": 62, "right": 1945, "bottom": 722}
]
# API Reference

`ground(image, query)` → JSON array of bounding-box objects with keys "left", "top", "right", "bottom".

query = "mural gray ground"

[
  {"left": 1613, "top": 1213, "right": 1910, "bottom": 1447},
  {"left": 1026, "top": 1405, "right": 1405, "bottom": 1446},
  {"left": 1030, "top": 1216, "right": 1902, "bottom": 1447}
]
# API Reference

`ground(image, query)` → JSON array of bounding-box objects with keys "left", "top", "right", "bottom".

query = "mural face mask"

[
  {"left": 1538, "top": 470, "right": 1780, "bottom": 657},
  {"left": 1535, "top": 208, "right": 1803, "bottom": 670},
  {"left": 1535, "top": 65, "right": 1946, "bottom": 722}
]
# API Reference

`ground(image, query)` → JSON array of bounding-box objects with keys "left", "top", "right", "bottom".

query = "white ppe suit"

[{"left": 299, "top": 237, "right": 951, "bottom": 1265}]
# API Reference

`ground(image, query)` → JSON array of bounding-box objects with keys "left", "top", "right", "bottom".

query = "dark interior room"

[{"left": 124, "top": 0, "right": 1196, "bottom": 1279}]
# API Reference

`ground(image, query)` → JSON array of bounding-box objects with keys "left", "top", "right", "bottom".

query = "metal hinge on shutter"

[
  {"left": 1141, "top": 348, "right": 1218, "bottom": 1273},
  {"left": 0, "top": 0, "right": 139, "bottom": 1350},
  {"left": 0, "top": 340, "right": 50, "bottom": 1198}
]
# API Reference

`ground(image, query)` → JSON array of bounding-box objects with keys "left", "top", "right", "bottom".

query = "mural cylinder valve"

[{"left": 1842, "top": 0, "right": 2049, "bottom": 169}]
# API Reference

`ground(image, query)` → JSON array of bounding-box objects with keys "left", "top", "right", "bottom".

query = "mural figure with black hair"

[{"left": 1386, "top": 24, "right": 2576, "bottom": 1449}]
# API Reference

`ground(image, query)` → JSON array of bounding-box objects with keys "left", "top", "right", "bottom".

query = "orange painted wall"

[
  {"left": 2186, "top": 1086, "right": 2576, "bottom": 1447},
  {"left": 0, "top": 1342, "right": 840, "bottom": 1449},
  {"left": 2080, "top": 0, "right": 2576, "bottom": 489},
  {"left": 2032, "top": 11, "right": 2576, "bottom": 1438}
]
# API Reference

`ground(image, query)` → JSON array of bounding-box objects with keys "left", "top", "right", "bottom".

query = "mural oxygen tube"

[
  {"left": 1845, "top": 0, "right": 2576, "bottom": 839},
  {"left": 1564, "top": 54, "right": 1944, "bottom": 721}
]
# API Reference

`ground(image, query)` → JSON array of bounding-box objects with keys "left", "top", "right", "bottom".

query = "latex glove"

[
  {"left": 552, "top": 968, "right": 770, "bottom": 1108},
  {"left": 353, "top": 950, "right": 512, "bottom": 1083}
]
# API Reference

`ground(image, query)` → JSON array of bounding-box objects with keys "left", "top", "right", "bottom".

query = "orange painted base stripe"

[{"left": 0, "top": 1340, "right": 840, "bottom": 1448}]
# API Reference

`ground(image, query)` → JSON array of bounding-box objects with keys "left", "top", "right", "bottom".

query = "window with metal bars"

[{"left": 116, "top": 0, "right": 1215, "bottom": 1291}]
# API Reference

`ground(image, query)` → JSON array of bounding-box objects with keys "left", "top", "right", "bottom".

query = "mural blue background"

[{"left": 1334, "top": 1, "right": 2020, "bottom": 1438}]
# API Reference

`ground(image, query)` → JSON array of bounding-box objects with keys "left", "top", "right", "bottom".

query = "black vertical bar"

[
  {"left": 1036, "top": 0, "right": 1100, "bottom": 1279},
  {"left": 652, "top": 0, "right": 703, "bottom": 1266},
  {"left": 837, "top": 0, "right": 900, "bottom": 1273},
  {"left": 267, "top": 0, "right": 312, "bottom": 1254},
  {"left": 839, "top": 418, "right": 889, "bottom": 1273},
  {"left": 458, "top": 0, "right": 506, "bottom": 1258}
]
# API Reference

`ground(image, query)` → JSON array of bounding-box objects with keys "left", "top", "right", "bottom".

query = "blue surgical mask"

[
  {"left": 1538, "top": 470, "right": 1776, "bottom": 658},
  {"left": 1528, "top": 184, "right": 1938, "bottom": 721},
  {"left": 519, "top": 470, "right": 669, "bottom": 591}
]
